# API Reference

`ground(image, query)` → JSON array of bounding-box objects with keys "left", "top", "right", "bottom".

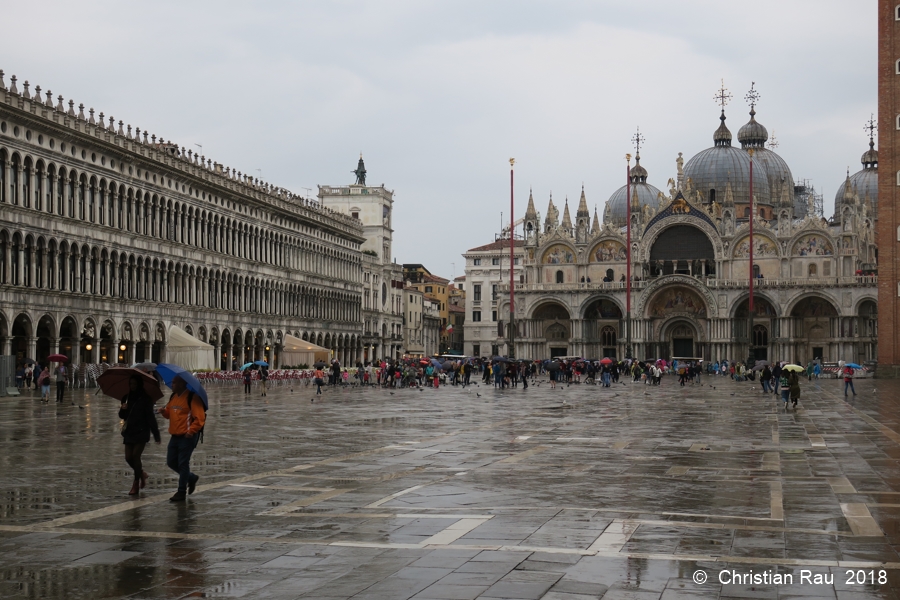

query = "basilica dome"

[
  {"left": 834, "top": 138, "right": 878, "bottom": 218},
  {"left": 682, "top": 110, "right": 771, "bottom": 208},
  {"left": 603, "top": 154, "right": 664, "bottom": 226},
  {"left": 736, "top": 107, "right": 794, "bottom": 211}
]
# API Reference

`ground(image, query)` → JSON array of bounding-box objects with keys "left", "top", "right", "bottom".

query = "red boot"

[
  {"left": 128, "top": 480, "right": 140, "bottom": 495},
  {"left": 140, "top": 471, "right": 148, "bottom": 489}
]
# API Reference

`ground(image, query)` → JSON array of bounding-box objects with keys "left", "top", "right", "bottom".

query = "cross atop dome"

[
  {"left": 714, "top": 79, "right": 732, "bottom": 109},
  {"left": 631, "top": 126, "right": 645, "bottom": 155},
  {"left": 744, "top": 81, "right": 760, "bottom": 112},
  {"left": 865, "top": 114, "right": 877, "bottom": 141}
]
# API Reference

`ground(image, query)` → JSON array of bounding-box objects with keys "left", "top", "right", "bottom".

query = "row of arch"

[
  {"left": 0, "top": 148, "right": 360, "bottom": 281},
  {"left": 536, "top": 228, "right": 842, "bottom": 266},
  {"left": 526, "top": 289, "right": 876, "bottom": 322},
  {"left": 0, "top": 229, "right": 361, "bottom": 321},
  {"left": 0, "top": 311, "right": 371, "bottom": 368}
]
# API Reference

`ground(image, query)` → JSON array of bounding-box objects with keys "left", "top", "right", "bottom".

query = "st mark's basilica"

[{"left": 505, "top": 85, "right": 879, "bottom": 366}]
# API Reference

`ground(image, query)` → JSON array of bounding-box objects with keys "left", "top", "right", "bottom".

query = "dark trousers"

[
  {"left": 124, "top": 442, "right": 146, "bottom": 480},
  {"left": 244, "top": 382, "right": 251, "bottom": 394},
  {"left": 56, "top": 381, "right": 66, "bottom": 402},
  {"left": 166, "top": 435, "right": 199, "bottom": 493}
]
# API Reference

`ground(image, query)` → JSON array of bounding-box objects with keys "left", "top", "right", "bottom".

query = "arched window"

[
  {"left": 709, "top": 189, "right": 716, "bottom": 203},
  {"left": 601, "top": 325, "right": 617, "bottom": 346},
  {"left": 896, "top": 4, "right": 900, "bottom": 20},
  {"left": 555, "top": 270, "right": 564, "bottom": 284},
  {"left": 744, "top": 207, "right": 751, "bottom": 217},
  {"left": 752, "top": 324, "right": 768, "bottom": 347},
  {"left": 753, "top": 264, "right": 761, "bottom": 278},
  {"left": 896, "top": 114, "right": 900, "bottom": 130},
  {"left": 808, "top": 263, "right": 817, "bottom": 277},
  {"left": 896, "top": 58, "right": 900, "bottom": 74}
]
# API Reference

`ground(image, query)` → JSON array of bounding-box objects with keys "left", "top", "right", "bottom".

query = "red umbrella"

[
  {"left": 96, "top": 367, "right": 164, "bottom": 402},
  {"left": 600, "top": 357, "right": 614, "bottom": 365},
  {"left": 48, "top": 354, "right": 68, "bottom": 362}
]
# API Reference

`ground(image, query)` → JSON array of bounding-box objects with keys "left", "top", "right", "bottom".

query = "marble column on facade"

[
  {"left": 15, "top": 239, "right": 24, "bottom": 286},
  {"left": 91, "top": 342, "right": 101, "bottom": 365},
  {"left": 27, "top": 242, "right": 36, "bottom": 288},
  {"left": 26, "top": 337, "right": 37, "bottom": 363},
  {"left": 142, "top": 342, "right": 151, "bottom": 365},
  {"left": 233, "top": 344, "right": 241, "bottom": 370},
  {"left": 214, "top": 344, "right": 221, "bottom": 370}
]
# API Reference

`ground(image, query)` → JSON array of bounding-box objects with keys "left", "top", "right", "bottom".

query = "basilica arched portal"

[
  {"left": 645, "top": 285, "right": 708, "bottom": 360},
  {"left": 526, "top": 302, "right": 571, "bottom": 358}
]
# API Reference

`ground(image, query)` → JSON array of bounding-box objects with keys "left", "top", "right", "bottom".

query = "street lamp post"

[
  {"left": 625, "top": 154, "right": 633, "bottom": 361},
  {"left": 509, "top": 158, "right": 516, "bottom": 360}
]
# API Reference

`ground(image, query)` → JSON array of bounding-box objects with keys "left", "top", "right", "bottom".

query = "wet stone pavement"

[{"left": 3, "top": 375, "right": 900, "bottom": 598}]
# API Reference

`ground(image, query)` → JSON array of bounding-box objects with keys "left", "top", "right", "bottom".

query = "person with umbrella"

[
  {"left": 242, "top": 366, "right": 253, "bottom": 395},
  {"left": 842, "top": 362, "right": 859, "bottom": 397},
  {"left": 119, "top": 374, "right": 162, "bottom": 495},
  {"left": 158, "top": 375, "right": 206, "bottom": 502}
]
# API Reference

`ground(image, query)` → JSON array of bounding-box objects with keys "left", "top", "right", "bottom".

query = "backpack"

[{"left": 171, "top": 391, "right": 207, "bottom": 444}]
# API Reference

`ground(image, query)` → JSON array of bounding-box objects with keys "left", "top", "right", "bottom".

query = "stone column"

[
  {"left": 15, "top": 240, "right": 24, "bottom": 286},
  {"left": 91, "top": 342, "right": 100, "bottom": 365}
]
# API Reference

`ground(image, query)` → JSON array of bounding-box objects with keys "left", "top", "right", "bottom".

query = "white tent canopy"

[
  {"left": 280, "top": 334, "right": 331, "bottom": 367},
  {"left": 166, "top": 325, "right": 216, "bottom": 371}
]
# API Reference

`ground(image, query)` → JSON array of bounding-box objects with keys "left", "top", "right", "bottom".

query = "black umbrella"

[
  {"left": 314, "top": 361, "right": 327, "bottom": 368},
  {"left": 23, "top": 358, "right": 35, "bottom": 365},
  {"left": 546, "top": 361, "right": 561, "bottom": 372}
]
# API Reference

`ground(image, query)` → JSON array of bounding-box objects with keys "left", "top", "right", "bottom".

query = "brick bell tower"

[{"left": 879, "top": 0, "right": 900, "bottom": 376}]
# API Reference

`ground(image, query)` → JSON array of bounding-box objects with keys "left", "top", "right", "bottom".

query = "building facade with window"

[
  {"left": 0, "top": 69, "right": 366, "bottom": 369},
  {"left": 319, "top": 164, "right": 404, "bottom": 363},
  {"left": 462, "top": 239, "right": 525, "bottom": 357},
  {"left": 503, "top": 101, "right": 878, "bottom": 364},
  {"left": 403, "top": 286, "right": 425, "bottom": 356}
]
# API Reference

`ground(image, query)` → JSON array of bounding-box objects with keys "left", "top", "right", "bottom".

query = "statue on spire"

[{"left": 353, "top": 153, "right": 367, "bottom": 185}]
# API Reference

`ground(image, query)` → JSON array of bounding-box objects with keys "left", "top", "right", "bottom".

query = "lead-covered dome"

[
  {"left": 683, "top": 110, "right": 771, "bottom": 207},
  {"left": 603, "top": 153, "right": 663, "bottom": 226},
  {"left": 736, "top": 107, "right": 794, "bottom": 211},
  {"left": 835, "top": 137, "right": 878, "bottom": 218}
]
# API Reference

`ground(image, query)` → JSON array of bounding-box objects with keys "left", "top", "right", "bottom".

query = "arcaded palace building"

[
  {"left": 0, "top": 69, "right": 369, "bottom": 368},
  {"left": 501, "top": 89, "right": 879, "bottom": 365}
]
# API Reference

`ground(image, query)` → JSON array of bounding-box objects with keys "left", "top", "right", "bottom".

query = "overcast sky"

[{"left": 2, "top": 1, "right": 875, "bottom": 280}]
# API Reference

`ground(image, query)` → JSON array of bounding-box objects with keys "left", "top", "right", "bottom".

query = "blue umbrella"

[
  {"left": 155, "top": 363, "right": 209, "bottom": 409},
  {"left": 240, "top": 362, "right": 254, "bottom": 371},
  {"left": 254, "top": 360, "right": 269, "bottom": 367},
  {"left": 430, "top": 358, "right": 443, "bottom": 370},
  {"left": 844, "top": 362, "right": 863, "bottom": 369}
]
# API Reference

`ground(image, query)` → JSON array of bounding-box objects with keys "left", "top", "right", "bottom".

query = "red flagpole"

[
  {"left": 626, "top": 154, "right": 632, "bottom": 360},
  {"left": 509, "top": 158, "right": 516, "bottom": 359}
]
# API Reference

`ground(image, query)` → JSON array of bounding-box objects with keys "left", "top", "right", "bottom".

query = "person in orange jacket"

[{"left": 158, "top": 375, "right": 205, "bottom": 502}]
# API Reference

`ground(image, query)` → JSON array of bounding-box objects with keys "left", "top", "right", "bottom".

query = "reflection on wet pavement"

[{"left": 2, "top": 375, "right": 900, "bottom": 598}]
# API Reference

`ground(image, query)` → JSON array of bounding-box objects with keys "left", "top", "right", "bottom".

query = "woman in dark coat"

[
  {"left": 119, "top": 375, "right": 161, "bottom": 495},
  {"left": 788, "top": 371, "right": 801, "bottom": 409}
]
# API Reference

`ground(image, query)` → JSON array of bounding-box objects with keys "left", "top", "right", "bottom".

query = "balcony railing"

[{"left": 498, "top": 276, "right": 877, "bottom": 293}]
